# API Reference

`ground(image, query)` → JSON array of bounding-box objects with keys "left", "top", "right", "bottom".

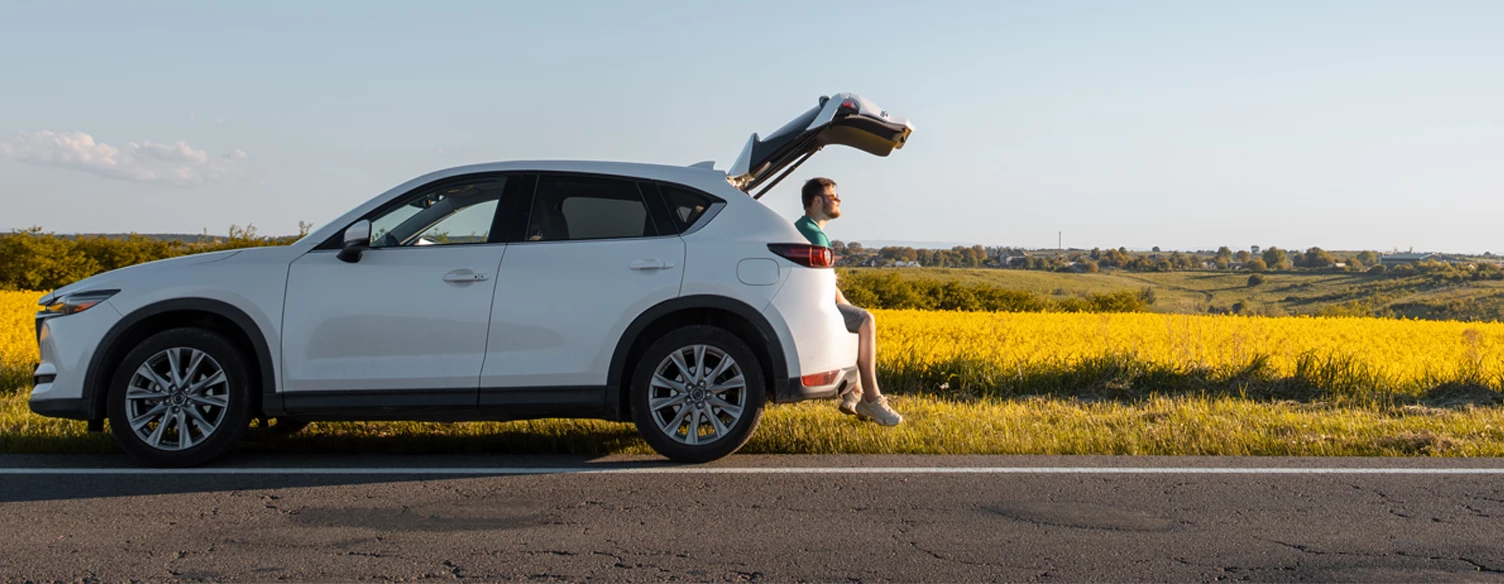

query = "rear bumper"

[{"left": 773, "top": 366, "right": 859, "bottom": 403}]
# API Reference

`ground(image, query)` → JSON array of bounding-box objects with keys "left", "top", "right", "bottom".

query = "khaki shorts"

[{"left": 837, "top": 304, "right": 871, "bottom": 334}]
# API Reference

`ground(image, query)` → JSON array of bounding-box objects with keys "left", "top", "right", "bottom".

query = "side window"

[
  {"left": 658, "top": 184, "right": 717, "bottom": 234},
  {"left": 525, "top": 175, "right": 656, "bottom": 241},
  {"left": 369, "top": 177, "right": 506, "bottom": 248}
]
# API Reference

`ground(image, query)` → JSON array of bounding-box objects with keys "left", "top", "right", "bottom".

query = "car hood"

[{"left": 40, "top": 249, "right": 246, "bottom": 305}]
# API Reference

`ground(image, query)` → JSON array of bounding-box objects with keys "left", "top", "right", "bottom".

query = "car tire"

[
  {"left": 106, "top": 327, "right": 252, "bottom": 467},
  {"left": 630, "top": 325, "right": 766, "bottom": 463}
]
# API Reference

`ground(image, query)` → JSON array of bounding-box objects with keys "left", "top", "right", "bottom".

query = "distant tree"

[
  {"left": 1368, "top": 264, "right": 1386, "bottom": 274},
  {"left": 847, "top": 241, "right": 863, "bottom": 254},
  {"left": 1246, "top": 258, "right": 1268, "bottom": 272},
  {"left": 1078, "top": 258, "right": 1100, "bottom": 273},
  {"left": 1216, "top": 246, "right": 1233, "bottom": 260},
  {"left": 1355, "top": 250, "right": 1380, "bottom": 266},
  {"left": 830, "top": 240, "right": 846, "bottom": 253},
  {"left": 1170, "top": 251, "right": 1194, "bottom": 270},
  {"left": 1152, "top": 246, "right": 1161, "bottom": 252},
  {"left": 1301, "top": 247, "right": 1336, "bottom": 268},
  {"left": 1214, "top": 257, "right": 1230, "bottom": 270},
  {"left": 1247, "top": 274, "right": 1266, "bottom": 286},
  {"left": 1090, "top": 247, "right": 1102, "bottom": 260},
  {"left": 1262, "top": 247, "right": 1289, "bottom": 270},
  {"left": 1234, "top": 250, "right": 1251, "bottom": 263},
  {"left": 1251, "top": 245, "right": 1261, "bottom": 255}
]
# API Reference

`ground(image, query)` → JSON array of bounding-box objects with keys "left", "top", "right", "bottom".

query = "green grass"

[
  {"left": 6, "top": 390, "right": 1504, "bottom": 457},
  {"left": 849, "top": 267, "right": 1504, "bottom": 319}
]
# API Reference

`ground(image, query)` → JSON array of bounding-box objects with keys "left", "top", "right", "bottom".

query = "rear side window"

[
  {"left": 658, "top": 184, "right": 717, "bottom": 234},
  {"left": 526, "top": 175, "right": 657, "bottom": 241}
]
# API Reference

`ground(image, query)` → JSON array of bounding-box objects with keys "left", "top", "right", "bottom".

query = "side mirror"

[{"left": 337, "top": 220, "right": 371, "bottom": 263}]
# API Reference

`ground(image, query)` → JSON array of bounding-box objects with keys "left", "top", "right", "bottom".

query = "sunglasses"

[{"left": 821, "top": 193, "right": 841, "bottom": 202}]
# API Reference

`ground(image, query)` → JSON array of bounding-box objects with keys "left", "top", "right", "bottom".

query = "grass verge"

[{"left": 5, "top": 390, "right": 1504, "bottom": 457}]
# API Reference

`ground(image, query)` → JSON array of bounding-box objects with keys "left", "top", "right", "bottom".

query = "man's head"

[{"left": 801, "top": 177, "right": 841, "bottom": 220}]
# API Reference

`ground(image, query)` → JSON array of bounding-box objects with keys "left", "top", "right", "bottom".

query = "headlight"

[{"left": 40, "top": 290, "right": 119, "bottom": 316}]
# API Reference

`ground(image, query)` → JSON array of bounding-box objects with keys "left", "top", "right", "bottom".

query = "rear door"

[
  {"left": 480, "top": 173, "right": 685, "bottom": 409},
  {"left": 727, "top": 92, "right": 915, "bottom": 196}
]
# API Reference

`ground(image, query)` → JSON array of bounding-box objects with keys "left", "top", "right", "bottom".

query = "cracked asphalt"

[{"left": 3, "top": 454, "right": 1504, "bottom": 582}]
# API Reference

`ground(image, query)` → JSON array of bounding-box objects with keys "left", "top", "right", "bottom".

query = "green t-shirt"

[{"left": 794, "top": 215, "right": 830, "bottom": 247}]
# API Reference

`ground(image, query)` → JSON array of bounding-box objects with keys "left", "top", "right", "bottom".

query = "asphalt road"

[{"left": 3, "top": 454, "right": 1504, "bottom": 583}]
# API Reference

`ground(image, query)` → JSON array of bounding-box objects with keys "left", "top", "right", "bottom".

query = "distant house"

[
  {"left": 996, "top": 251, "right": 1030, "bottom": 268},
  {"left": 893, "top": 260, "right": 921, "bottom": 268},
  {"left": 1380, "top": 252, "right": 1442, "bottom": 266}
]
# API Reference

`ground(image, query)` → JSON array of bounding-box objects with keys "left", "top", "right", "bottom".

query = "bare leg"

[{"left": 857, "top": 315, "right": 881, "bottom": 401}]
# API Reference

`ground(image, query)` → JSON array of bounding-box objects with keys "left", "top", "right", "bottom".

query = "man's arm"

[{"left": 835, "top": 287, "right": 851, "bottom": 306}]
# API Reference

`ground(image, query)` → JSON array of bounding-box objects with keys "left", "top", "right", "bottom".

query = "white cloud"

[{"left": 0, "top": 130, "right": 250, "bottom": 186}]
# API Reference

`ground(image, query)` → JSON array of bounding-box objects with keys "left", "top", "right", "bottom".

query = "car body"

[{"left": 28, "top": 93, "right": 913, "bottom": 465}]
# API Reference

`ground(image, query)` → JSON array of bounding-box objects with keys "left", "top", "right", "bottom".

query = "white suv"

[{"left": 28, "top": 93, "right": 913, "bottom": 466}]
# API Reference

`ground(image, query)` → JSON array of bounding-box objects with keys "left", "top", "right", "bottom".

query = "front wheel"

[
  {"left": 630, "top": 326, "right": 766, "bottom": 463},
  {"left": 106, "top": 328, "right": 252, "bottom": 467}
]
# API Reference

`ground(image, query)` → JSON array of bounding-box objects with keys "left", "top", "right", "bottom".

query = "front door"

[
  {"left": 281, "top": 175, "right": 511, "bottom": 406},
  {"left": 480, "top": 173, "right": 684, "bottom": 407}
]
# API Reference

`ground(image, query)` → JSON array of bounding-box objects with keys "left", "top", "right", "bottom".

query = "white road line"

[{"left": 1, "top": 467, "right": 1503, "bottom": 475}]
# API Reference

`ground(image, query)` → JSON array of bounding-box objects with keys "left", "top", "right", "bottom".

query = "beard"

[{"left": 824, "top": 202, "right": 842, "bottom": 219}]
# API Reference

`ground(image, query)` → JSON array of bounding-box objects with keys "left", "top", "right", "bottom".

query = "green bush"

[
  {"left": 838, "top": 270, "right": 1147, "bottom": 313},
  {"left": 0, "top": 225, "right": 304, "bottom": 291}
]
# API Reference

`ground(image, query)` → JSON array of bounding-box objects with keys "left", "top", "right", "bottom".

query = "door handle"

[
  {"left": 442, "top": 270, "right": 490, "bottom": 283},
  {"left": 629, "top": 259, "right": 675, "bottom": 271}
]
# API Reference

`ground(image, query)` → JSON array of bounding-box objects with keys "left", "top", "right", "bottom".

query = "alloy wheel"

[
  {"left": 123, "top": 347, "right": 231, "bottom": 451},
  {"left": 648, "top": 344, "right": 747, "bottom": 446}
]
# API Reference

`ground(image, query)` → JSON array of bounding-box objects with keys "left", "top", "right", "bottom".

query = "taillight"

[
  {"left": 839, "top": 98, "right": 860, "bottom": 112},
  {"left": 768, "top": 243, "right": 834, "bottom": 268}
]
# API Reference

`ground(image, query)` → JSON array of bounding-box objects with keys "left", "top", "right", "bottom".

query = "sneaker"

[
  {"left": 839, "top": 387, "right": 862, "bottom": 417},
  {"left": 854, "top": 396, "right": 903, "bottom": 426}
]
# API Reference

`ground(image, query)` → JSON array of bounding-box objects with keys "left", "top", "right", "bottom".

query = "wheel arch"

[
  {"left": 606, "top": 295, "right": 787, "bottom": 420},
  {"left": 83, "top": 298, "right": 276, "bottom": 421}
]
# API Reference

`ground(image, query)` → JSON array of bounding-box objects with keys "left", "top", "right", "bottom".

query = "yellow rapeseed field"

[
  {"left": 1, "top": 291, "right": 42, "bottom": 390},
  {"left": 2, "top": 290, "right": 1501, "bottom": 396},
  {"left": 877, "top": 309, "right": 1504, "bottom": 394}
]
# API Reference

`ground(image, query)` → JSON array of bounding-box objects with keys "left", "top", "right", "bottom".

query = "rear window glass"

[
  {"left": 526, "top": 176, "right": 656, "bottom": 241},
  {"left": 659, "top": 185, "right": 717, "bottom": 233}
]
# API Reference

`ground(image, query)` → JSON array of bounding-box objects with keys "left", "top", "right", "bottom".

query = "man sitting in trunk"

[{"left": 793, "top": 177, "right": 903, "bottom": 426}]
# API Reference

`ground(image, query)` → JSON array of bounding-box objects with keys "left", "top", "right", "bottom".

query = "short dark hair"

[{"left": 801, "top": 177, "right": 837, "bottom": 211}]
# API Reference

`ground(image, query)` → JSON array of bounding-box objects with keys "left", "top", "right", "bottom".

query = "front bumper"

[
  {"left": 28, "top": 300, "right": 124, "bottom": 422},
  {"left": 28, "top": 396, "right": 92, "bottom": 420},
  {"left": 773, "top": 366, "right": 859, "bottom": 403}
]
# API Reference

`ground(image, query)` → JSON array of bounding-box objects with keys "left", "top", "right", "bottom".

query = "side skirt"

[{"left": 277, "top": 387, "right": 618, "bottom": 423}]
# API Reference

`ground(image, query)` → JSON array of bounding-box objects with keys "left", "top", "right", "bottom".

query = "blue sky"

[{"left": 2, "top": 1, "right": 1501, "bottom": 252}]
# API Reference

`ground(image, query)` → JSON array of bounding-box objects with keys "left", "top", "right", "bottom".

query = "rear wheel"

[
  {"left": 106, "top": 328, "right": 252, "bottom": 467},
  {"left": 630, "top": 326, "right": 766, "bottom": 463}
]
